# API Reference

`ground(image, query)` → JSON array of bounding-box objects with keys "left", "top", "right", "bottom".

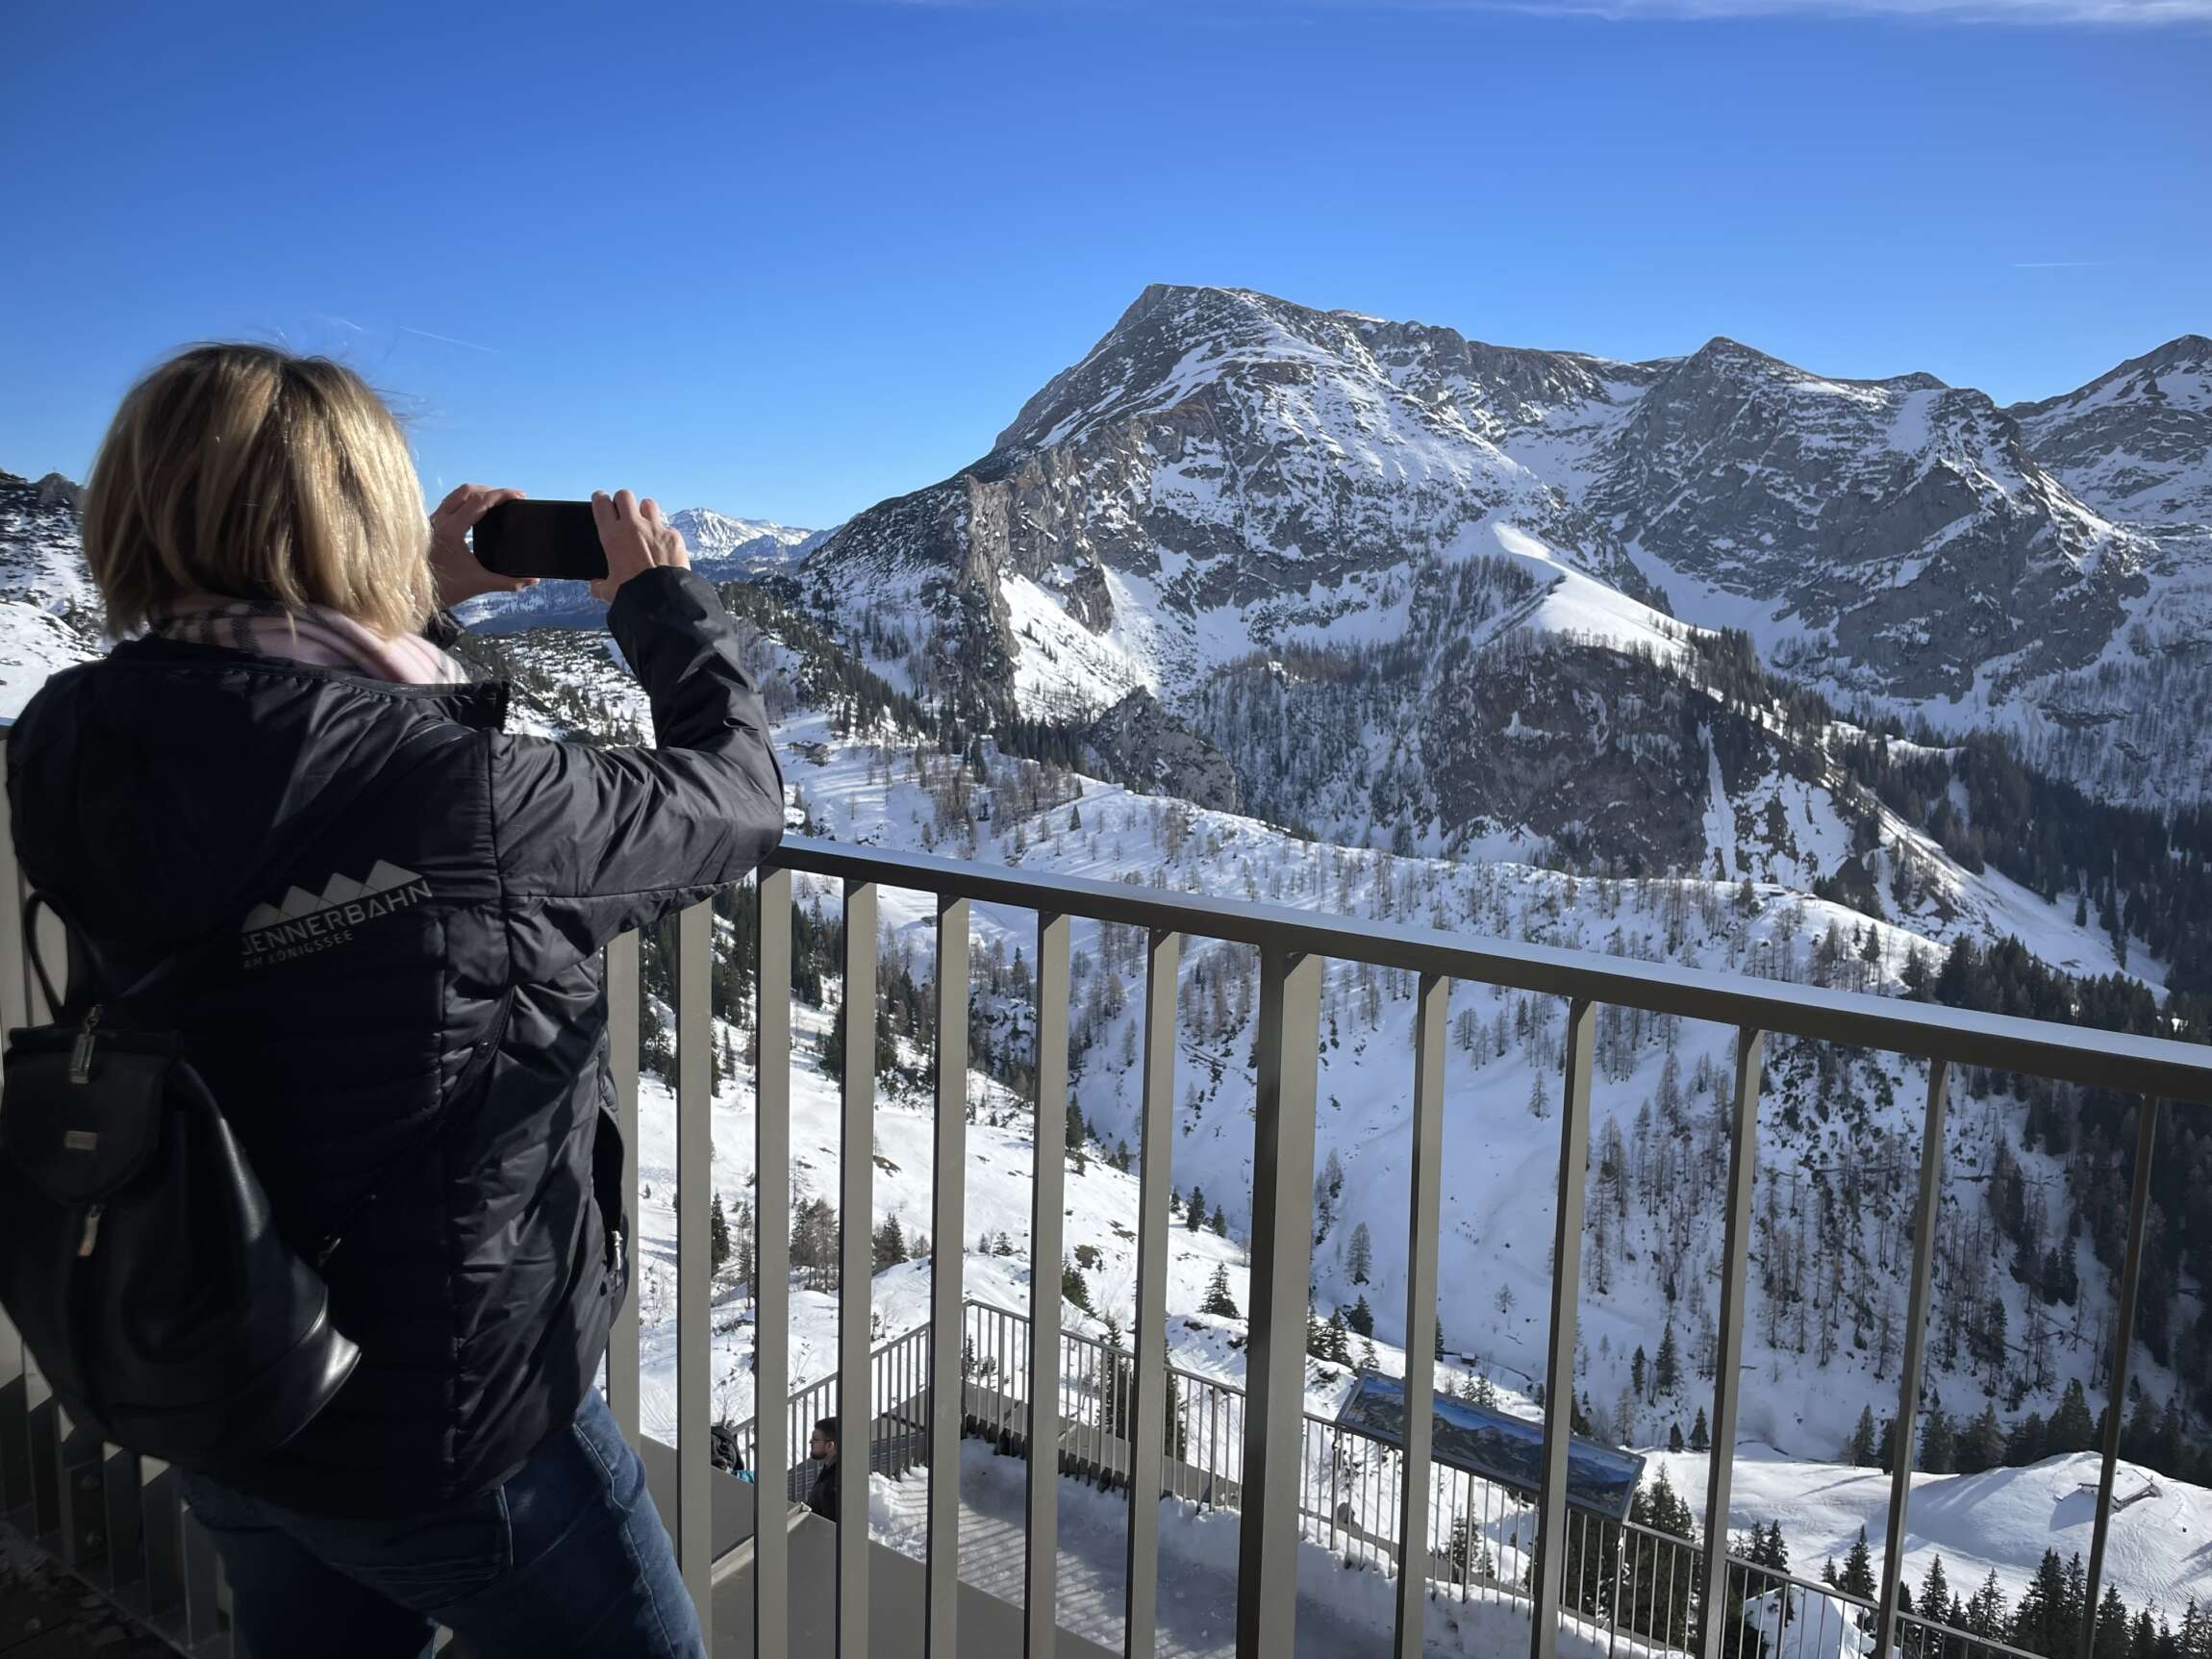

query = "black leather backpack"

[{"left": 0, "top": 895, "right": 360, "bottom": 1470}]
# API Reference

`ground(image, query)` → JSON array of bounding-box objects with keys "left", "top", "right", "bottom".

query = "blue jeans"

[{"left": 179, "top": 1388, "right": 704, "bottom": 1658}]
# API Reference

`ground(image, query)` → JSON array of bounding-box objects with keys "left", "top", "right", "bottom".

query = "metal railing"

[
  {"left": 950, "top": 1295, "right": 1838, "bottom": 1659},
  {"left": 685, "top": 833, "right": 2210, "bottom": 1659},
  {"left": 820, "top": 1294, "right": 2038, "bottom": 1659},
  {"left": 5, "top": 778, "right": 2211, "bottom": 1659}
]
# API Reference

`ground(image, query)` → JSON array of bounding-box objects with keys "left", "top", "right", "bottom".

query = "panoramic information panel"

[{"left": 1336, "top": 1372, "right": 1647, "bottom": 1523}]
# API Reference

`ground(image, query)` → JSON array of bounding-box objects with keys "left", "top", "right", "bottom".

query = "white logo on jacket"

[{"left": 239, "top": 861, "right": 432, "bottom": 968}]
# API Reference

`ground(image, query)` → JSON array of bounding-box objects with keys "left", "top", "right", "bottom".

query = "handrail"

[{"left": 768, "top": 835, "right": 2212, "bottom": 1100}]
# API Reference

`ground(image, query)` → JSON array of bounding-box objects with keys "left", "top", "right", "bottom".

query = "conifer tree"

[
  {"left": 1839, "top": 1527, "right": 1877, "bottom": 1599},
  {"left": 871, "top": 1214, "right": 908, "bottom": 1272},
  {"left": 1847, "top": 1405, "right": 1878, "bottom": 1467},
  {"left": 2050, "top": 1379, "right": 2097, "bottom": 1453},
  {"left": 1061, "top": 1257, "right": 1092, "bottom": 1314},
  {"left": 1958, "top": 1404, "right": 2006, "bottom": 1473},
  {"left": 2095, "top": 1587, "right": 2130, "bottom": 1659},
  {"left": 1922, "top": 1558, "right": 1952, "bottom": 1632},
  {"left": 1200, "top": 1264, "right": 1240, "bottom": 1319},
  {"left": 709, "top": 1192, "right": 731, "bottom": 1275},
  {"left": 1323, "top": 1309, "right": 1353, "bottom": 1364},
  {"left": 1965, "top": 1571, "right": 2009, "bottom": 1639},
  {"left": 1920, "top": 1407, "right": 1957, "bottom": 1473}
]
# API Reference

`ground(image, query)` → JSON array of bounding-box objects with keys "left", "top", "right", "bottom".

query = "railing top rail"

[
  {"left": 1895, "top": 1611, "right": 2048, "bottom": 1659},
  {"left": 772, "top": 835, "right": 2210, "bottom": 1101}
]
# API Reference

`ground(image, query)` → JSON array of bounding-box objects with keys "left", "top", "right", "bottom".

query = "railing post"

[
  {"left": 1874, "top": 1059, "right": 1950, "bottom": 1659},
  {"left": 140, "top": 1457, "right": 186, "bottom": 1626},
  {"left": 675, "top": 898, "right": 715, "bottom": 1642},
  {"left": 2080, "top": 1098, "right": 2160, "bottom": 1659},
  {"left": 605, "top": 929, "right": 641, "bottom": 1445},
  {"left": 1531, "top": 997, "right": 1597, "bottom": 1659},
  {"left": 182, "top": 1502, "right": 223, "bottom": 1646},
  {"left": 1697, "top": 1028, "right": 1764, "bottom": 1659},
  {"left": 838, "top": 878, "right": 878, "bottom": 1659},
  {"left": 756, "top": 866, "right": 793, "bottom": 1659},
  {"left": 100, "top": 1442, "right": 141, "bottom": 1598},
  {"left": 1235, "top": 947, "right": 1322, "bottom": 1659},
  {"left": 1027, "top": 910, "right": 1070, "bottom": 1655},
  {"left": 927, "top": 893, "right": 970, "bottom": 1659},
  {"left": 1394, "top": 971, "right": 1449, "bottom": 1659},
  {"left": 0, "top": 1300, "right": 27, "bottom": 1522},
  {"left": 1125, "top": 928, "right": 1181, "bottom": 1659}
]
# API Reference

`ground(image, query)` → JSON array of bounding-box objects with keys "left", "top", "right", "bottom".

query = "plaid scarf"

[{"left": 148, "top": 598, "right": 470, "bottom": 686}]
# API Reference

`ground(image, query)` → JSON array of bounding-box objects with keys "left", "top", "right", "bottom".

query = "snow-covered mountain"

[
  {"left": 801, "top": 286, "right": 2211, "bottom": 811},
  {"left": 2008, "top": 334, "right": 2212, "bottom": 525},
  {"left": 666, "top": 507, "right": 826, "bottom": 570},
  {"left": 0, "top": 468, "right": 105, "bottom": 711}
]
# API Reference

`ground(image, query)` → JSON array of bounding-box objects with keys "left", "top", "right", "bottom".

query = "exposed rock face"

[
  {"left": 1081, "top": 689, "right": 1241, "bottom": 815},
  {"left": 2008, "top": 334, "right": 2212, "bottom": 524},
  {"left": 804, "top": 286, "right": 2210, "bottom": 812},
  {"left": 0, "top": 470, "right": 99, "bottom": 620},
  {"left": 0, "top": 469, "right": 108, "bottom": 714},
  {"left": 34, "top": 473, "right": 81, "bottom": 514},
  {"left": 804, "top": 285, "right": 1654, "bottom": 711},
  {"left": 1594, "top": 338, "right": 2142, "bottom": 702}
]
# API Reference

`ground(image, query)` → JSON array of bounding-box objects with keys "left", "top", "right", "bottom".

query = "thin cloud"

[
  {"left": 400, "top": 325, "right": 500, "bottom": 355},
  {"left": 1502, "top": 0, "right": 2212, "bottom": 18},
  {"left": 873, "top": 0, "right": 2212, "bottom": 19}
]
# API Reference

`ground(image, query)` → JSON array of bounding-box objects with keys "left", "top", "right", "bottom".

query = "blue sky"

[{"left": 2, "top": 0, "right": 2205, "bottom": 530}]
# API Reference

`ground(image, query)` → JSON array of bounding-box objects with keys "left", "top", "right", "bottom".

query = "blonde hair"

[{"left": 83, "top": 344, "right": 435, "bottom": 638}]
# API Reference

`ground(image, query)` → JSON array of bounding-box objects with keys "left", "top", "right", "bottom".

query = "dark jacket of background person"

[
  {"left": 4, "top": 566, "right": 784, "bottom": 1518},
  {"left": 808, "top": 1456, "right": 840, "bottom": 1522}
]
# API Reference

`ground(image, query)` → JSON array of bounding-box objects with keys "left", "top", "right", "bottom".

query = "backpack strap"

[
  {"left": 22, "top": 892, "right": 241, "bottom": 1026},
  {"left": 20, "top": 889, "right": 519, "bottom": 1272}
]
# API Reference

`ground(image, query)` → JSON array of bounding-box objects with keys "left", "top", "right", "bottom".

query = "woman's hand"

[
  {"left": 590, "top": 490, "right": 691, "bottom": 603},
  {"left": 429, "top": 483, "right": 536, "bottom": 607}
]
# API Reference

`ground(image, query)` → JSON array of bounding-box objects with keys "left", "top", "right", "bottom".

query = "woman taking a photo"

[{"left": 5, "top": 343, "right": 784, "bottom": 1656}]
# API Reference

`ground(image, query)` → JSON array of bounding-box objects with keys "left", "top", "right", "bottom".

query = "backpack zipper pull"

[
  {"left": 78, "top": 1203, "right": 105, "bottom": 1258},
  {"left": 68, "top": 1005, "right": 103, "bottom": 1085}
]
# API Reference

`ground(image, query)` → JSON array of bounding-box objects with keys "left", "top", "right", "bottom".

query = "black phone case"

[{"left": 472, "top": 501, "right": 608, "bottom": 581}]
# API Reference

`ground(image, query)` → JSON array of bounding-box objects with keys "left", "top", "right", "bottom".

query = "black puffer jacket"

[{"left": 4, "top": 566, "right": 783, "bottom": 1517}]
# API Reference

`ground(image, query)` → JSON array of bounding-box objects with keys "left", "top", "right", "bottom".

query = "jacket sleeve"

[{"left": 486, "top": 566, "right": 786, "bottom": 981}]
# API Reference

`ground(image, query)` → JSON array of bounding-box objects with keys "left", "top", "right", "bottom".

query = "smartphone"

[{"left": 471, "top": 500, "right": 608, "bottom": 582}]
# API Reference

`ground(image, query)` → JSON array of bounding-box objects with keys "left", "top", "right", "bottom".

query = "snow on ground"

[
  {"left": 0, "top": 598, "right": 99, "bottom": 715},
  {"left": 628, "top": 715, "right": 2207, "bottom": 1621},
  {"left": 1645, "top": 1448, "right": 2212, "bottom": 1619},
  {"left": 865, "top": 1439, "right": 1616, "bottom": 1659}
]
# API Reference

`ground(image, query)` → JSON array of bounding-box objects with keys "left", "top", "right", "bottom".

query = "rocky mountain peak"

[
  {"left": 33, "top": 472, "right": 82, "bottom": 512},
  {"left": 2009, "top": 334, "right": 2212, "bottom": 524}
]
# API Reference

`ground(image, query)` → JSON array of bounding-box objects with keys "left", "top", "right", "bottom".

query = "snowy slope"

[
  {"left": 0, "top": 470, "right": 107, "bottom": 712},
  {"left": 609, "top": 707, "right": 2199, "bottom": 1614}
]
